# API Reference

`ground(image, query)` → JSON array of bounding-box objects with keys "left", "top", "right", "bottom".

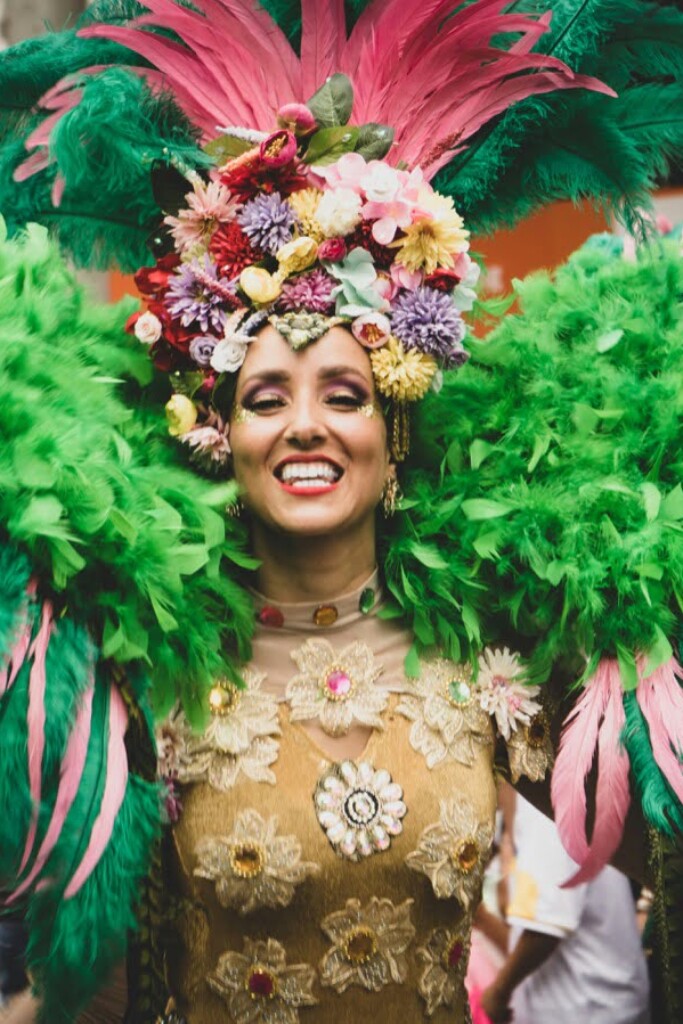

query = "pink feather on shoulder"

[{"left": 550, "top": 659, "right": 614, "bottom": 864}]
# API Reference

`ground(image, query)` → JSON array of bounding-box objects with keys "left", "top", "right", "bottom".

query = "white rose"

[
  {"left": 134, "top": 311, "right": 162, "bottom": 345},
  {"left": 361, "top": 163, "right": 401, "bottom": 204},
  {"left": 211, "top": 335, "right": 250, "bottom": 373},
  {"left": 315, "top": 188, "right": 363, "bottom": 238}
]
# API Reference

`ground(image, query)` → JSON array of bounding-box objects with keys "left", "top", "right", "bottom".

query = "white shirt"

[{"left": 507, "top": 797, "right": 650, "bottom": 1024}]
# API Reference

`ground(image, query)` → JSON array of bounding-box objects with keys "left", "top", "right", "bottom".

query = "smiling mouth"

[{"left": 275, "top": 459, "right": 343, "bottom": 492}]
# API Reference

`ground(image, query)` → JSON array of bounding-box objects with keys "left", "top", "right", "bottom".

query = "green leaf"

[
  {"left": 527, "top": 433, "right": 550, "bottom": 473},
  {"left": 304, "top": 125, "right": 359, "bottom": 165},
  {"left": 662, "top": 484, "right": 683, "bottom": 521},
  {"left": 204, "top": 134, "right": 251, "bottom": 163},
  {"left": 617, "top": 645, "right": 639, "bottom": 692},
  {"left": 408, "top": 542, "right": 449, "bottom": 570},
  {"left": 595, "top": 328, "right": 624, "bottom": 353},
  {"left": 461, "top": 498, "right": 514, "bottom": 520},
  {"left": 469, "top": 439, "right": 495, "bottom": 470},
  {"left": 167, "top": 544, "right": 210, "bottom": 575},
  {"left": 306, "top": 73, "right": 354, "bottom": 128},
  {"left": 473, "top": 530, "right": 502, "bottom": 560},
  {"left": 354, "top": 122, "right": 394, "bottom": 161},
  {"left": 641, "top": 482, "right": 661, "bottom": 522},
  {"left": 635, "top": 563, "right": 664, "bottom": 581},
  {"left": 643, "top": 626, "right": 673, "bottom": 678},
  {"left": 404, "top": 643, "right": 421, "bottom": 678}
]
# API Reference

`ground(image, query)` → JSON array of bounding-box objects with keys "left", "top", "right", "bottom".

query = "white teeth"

[{"left": 279, "top": 461, "right": 341, "bottom": 484}]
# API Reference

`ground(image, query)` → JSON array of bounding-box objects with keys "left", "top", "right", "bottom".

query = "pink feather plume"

[
  {"left": 636, "top": 657, "right": 683, "bottom": 805},
  {"left": 552, "top": 658, "right": 632, "bottom": 886},
  {"left": 563, "top": 681, "right": 631, "bottom": 886},
  {"left": 64, "top": 684, "right": 128, "bottom": 899},
  {"left": 7, "top": 678, "right": 95, "bottom": 904},
  {"left": 300, "top": 0, "right": 346, "bottom": 100}
]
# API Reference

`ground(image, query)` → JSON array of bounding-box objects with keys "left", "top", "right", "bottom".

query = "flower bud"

[
  {"left": 276, "top": 236, "right": 318, "bottom": 276},
  {"left": 165, "top": 394, "right": 198, "bottom": 436},
  {"left": 259, "top": 130, "right": 298, "bottom": 168},
  {"left": 239, "top": 266, "right": 282, "bottom": 304},
  {"left": 277, "top": 103, "right": 317, "bottom": 135}
]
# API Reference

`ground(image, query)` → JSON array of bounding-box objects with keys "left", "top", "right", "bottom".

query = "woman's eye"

[
  {"left": 326, "top": 391, "right": 366, "bottom": 408},
  {"left": 243, "top": 393, "right": 286, "bottom": 413}
]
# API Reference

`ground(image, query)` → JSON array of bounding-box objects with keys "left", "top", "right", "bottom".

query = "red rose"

[
  {"left": 424, "top": 268, "right": 462, "bottom": 292},
  {"left": 317, "top": 237, "right": 347, "bottom": 262}
]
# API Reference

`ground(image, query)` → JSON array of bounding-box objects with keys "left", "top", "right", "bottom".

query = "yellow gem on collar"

[{"left": 313, "top": 604, "right": 338, "bottom": 627}]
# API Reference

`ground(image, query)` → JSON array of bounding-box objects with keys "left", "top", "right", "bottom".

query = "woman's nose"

[{"left": 283, "top": 394, "right": 328, "bottom": 448}]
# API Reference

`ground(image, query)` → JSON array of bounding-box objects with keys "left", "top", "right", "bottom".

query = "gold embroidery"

[
  {"left": 314, "top": 760, "right": 406, "bottom": 860},
  {"left": 319, "top": 897, "right": 415, "bottom": 993},
  {"left": 208, "top": 937, "right": 317, "bottom": 1022},
  {"left": 286, "top": 639, "right": 387, "bottom": 736},
  {"left": 397, "top": 658, "right": 491, "bottom": 768},
  {"left": 506, "top": 710, "right": 554, "bottom": 783},
  {"left": 160, "top": 670, "right": 281, "bottom": 791},
  {"left": 417, "top": 927, "right": 471, "bottom": 1017},
  {"left": 406, "top": 798, "right": 493, "bottom": 909},
  {"left": 193, "top": 809, "right": 319, "bottom": 915}
]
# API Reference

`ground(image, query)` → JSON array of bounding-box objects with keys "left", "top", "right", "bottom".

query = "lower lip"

[{"left": 278, "top": 480, "right": 340, "bottom": 496}]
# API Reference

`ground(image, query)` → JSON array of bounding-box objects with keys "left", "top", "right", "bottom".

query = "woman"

[{"left": 2, "top": 1, "right": 683, "bottom": 1022}]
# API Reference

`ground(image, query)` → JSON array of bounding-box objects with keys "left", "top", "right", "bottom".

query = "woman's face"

[{"left": 230, "top": 325, "right": 392, "bottom": 540}]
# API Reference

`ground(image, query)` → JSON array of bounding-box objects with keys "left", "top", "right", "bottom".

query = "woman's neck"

[{"left": 250, "top": 525, "right": 377, "bottom": 603}]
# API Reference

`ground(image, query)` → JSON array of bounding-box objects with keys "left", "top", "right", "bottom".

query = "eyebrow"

[{"left": 239, "top": 365, "right": 371, "bottom": 390}]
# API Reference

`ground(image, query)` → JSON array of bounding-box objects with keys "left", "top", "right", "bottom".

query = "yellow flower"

[
  {"left": 239, "top": 266, "right": 282, "bottom": 304},
  {"left": 288, "top": 188, "right": 325, "bottom": 241},
  {"left": 370, "top": 337, "right": 437, "bottom": 401},
  {"left": 391, "top": 189, "right": 469, "bottom": 275},
  {"left": 276, "top": 235, "right": 319, "bottom": 276},
  {"left": 165, "top": 394, "right": 198, "bottom": 436}
]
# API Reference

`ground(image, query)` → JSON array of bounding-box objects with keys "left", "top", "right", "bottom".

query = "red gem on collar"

[{"left": 258, "top": 605, "right": 285, "bottom": 628}]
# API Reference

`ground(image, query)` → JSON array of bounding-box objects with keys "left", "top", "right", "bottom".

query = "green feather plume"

[
  {"left": 622, "top": 692, "right": 683, "bottom": 836},
  {"left": 0, "top": 219, "right": 255, "bottom": 721}
]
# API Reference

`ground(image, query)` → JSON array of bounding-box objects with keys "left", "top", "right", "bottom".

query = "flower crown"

[{"left": 128, "top": 76, "right": 479, "bottom": 468}]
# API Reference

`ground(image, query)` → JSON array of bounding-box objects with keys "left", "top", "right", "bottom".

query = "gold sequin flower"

[
  {"left": 166, "top": 670, "right": 281, "bottom": 791},
  {"left": 314, "top": 760, "right": 406, "bottom": 861},
  {"left": 370, "top": 337, "right": 437, "bottom": 402},
  {"left": 417, "top": 927, "right": 471, "bottom": 1017},
  {"left": 506, "top": 710, "right": 554, "bottom": 783},
  {"left": 194, "top": 808, "right": 319, "bottom": 915},
  {"left": 476, "top": 646, "right": 542, "bottom": 741},
  {"left": 397, "top": 658, "right": 492, "bottom": 768},
  {"left": 208, "top": 937, "right": 317, "bottom": 1023},
  {"left": 286, "top": 639, "right": 387, "bottom": 737},
  {"left": 406, "top": 798, "right": 493, "bottom": 909},
  {"left": 319, "top": 896, "right": 415, "bottom": 993}
]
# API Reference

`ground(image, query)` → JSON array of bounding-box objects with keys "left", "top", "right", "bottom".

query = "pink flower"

[
  {"left": 278, "top": 102, "right": 317, "bottom": 135},
  {"left": 313, "top": 152, "right": 368, "bottom": 193},
  {"left": 352, "top": 312, "right": 392, "bottom": 349},
  {"left": 259, "top": 130, "right": 298, "bottom": 168},
  {"left": 362, "top": 166, "right": 427, "bottom": 244},
  {"left": 318, "top": 237, "right": 347, "bottom": 262},
  {"left": 375, "top": 272, "right": 398, "bottom": 303},
  {"left": 390, "top": 263, "right": 423, "bottom": 291}
]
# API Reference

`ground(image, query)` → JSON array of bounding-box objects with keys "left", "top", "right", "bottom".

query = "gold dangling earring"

[
  {"left": 381, "top": 476, "right": 401, "bottom": 517},
  {"left": 226, "top": 496, "right": 244, "bottom": 518}
]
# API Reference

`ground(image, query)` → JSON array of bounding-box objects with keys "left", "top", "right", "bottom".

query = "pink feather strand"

[
  {"left": 64, "top": 684, "right": 129, "bottom": 899},
  {"left": 300, "top": 0, "right": 346, "bottom": 99},
  {"left": 17, "top": 601, "right": 53, "bottom": 876},
  {"left": 551, "top": 658, "right": 614, "bottom": 864},
  {"left": 562, "top": 683, "right": 631, "bottom": 886},
  {"left": 6, "top": 679, "right": 95, "bottom": 904}
]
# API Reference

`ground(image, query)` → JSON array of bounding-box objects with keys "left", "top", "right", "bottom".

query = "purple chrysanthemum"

[
  {"left": 166, "top": 256, "right": 236, "bottom": 334},
  {"left": 391, "top": 286, "right": 468, "bottom": 366},
  {"left": 278, "top": 269, "right": 336, "bottom": 313},
  {"left": 237, "top": 191, "right": 296, "bottom": 255}
]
